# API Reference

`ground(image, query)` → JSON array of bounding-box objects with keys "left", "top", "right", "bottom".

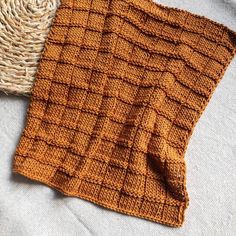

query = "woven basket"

[{"left": 0, "top": 0, "right": 60, "bottom": 96}]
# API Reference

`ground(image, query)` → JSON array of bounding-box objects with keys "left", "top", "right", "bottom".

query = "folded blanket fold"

[{"left": 13, "top": 0, "right": 236, "bottom": 227}]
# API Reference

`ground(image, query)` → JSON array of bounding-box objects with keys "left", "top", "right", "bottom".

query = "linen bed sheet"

[{"left": 0, "top": 0, "right": 236, "bottom": 235}]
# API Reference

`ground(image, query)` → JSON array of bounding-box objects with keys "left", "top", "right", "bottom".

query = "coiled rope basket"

[{"left": 0, "top": 0, "right": 60, "bottom": 96}]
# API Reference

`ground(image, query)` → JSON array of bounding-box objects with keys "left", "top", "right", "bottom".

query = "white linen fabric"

[{"left": 0, "top": 0, "right": 236, "bottom": 235}]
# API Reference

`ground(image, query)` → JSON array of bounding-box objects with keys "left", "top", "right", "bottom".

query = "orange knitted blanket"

[{"left": 13, "top": 0, "right": 236, "bottom": 227}]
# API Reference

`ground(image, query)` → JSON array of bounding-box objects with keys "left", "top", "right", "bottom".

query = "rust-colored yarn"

[{"left": 13, "top": 0, "right": 236, "bottom": 227}]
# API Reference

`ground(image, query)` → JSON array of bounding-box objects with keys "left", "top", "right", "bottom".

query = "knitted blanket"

[{"left": 13, "top": 0, "right": 236, "bottom": 227}]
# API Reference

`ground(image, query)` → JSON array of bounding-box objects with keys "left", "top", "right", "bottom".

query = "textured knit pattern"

[
  {"left": 0, "top": 0, "right": 60, "bottom": 95},
  {"left": 13, "top": 0, "right": 236, "bottom": 227}
]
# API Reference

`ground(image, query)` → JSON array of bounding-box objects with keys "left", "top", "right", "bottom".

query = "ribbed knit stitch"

[{"left": 13, "top": 0, "right": 236, "bottom": 227}]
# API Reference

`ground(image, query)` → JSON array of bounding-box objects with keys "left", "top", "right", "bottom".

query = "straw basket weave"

[{"left": 0, "top": 0, "right": 60, "bottom": 96}]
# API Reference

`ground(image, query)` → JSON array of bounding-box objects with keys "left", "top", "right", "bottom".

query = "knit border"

[{"left": 13, "top": 156, "right": 187, "bottom": 227}]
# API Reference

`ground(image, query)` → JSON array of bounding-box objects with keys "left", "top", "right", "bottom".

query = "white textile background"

[{"left": 0, "top": 0, "right": 236, "bottom": 235}]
